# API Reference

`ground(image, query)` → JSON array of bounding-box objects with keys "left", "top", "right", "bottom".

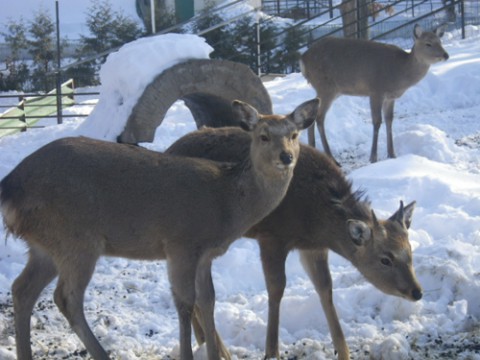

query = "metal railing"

[
  {"left": 255, "top": 0, "right": 472, "bottom": 73},
  {"left": 43, "top": 0, "right": 480, "bottom": 88},
  {"left": 0, "top": 79, "right": 99, "bottom": 137},
  {"left": 179, "top": 0, "right": 474, "bottom": 75}
]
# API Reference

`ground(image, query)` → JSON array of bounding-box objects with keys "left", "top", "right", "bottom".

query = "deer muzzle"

[
  {"left": 411, "top": 287, "right": 423, "bottom": 301},
  {"left": 279, "top": 151, "right": 294, "bottom": 166}
]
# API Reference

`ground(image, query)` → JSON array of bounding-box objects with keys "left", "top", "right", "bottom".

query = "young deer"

[
  {"left": 300, "top": 24, "right": 449, "bottom": 163},
  {"left": 0, "top": 99, "right": 318, "bottom": 360},
  {"left": 167, "top": 127, "right": 422, "bottom": 360}
]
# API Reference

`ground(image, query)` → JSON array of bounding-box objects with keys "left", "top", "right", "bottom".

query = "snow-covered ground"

[{"left": 0, "top": 27, "right": 479, "bottom": 360}]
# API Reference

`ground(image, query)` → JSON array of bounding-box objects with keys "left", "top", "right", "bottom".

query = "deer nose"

[
  {"left": 280, "top": 151, "right": 293, "bottom": 165},
  {"left": 412, "top": 288, "right": 423, "bottom": 301},
  {"left": 443, "top": 52, "right": 449, "bottom": 60}
]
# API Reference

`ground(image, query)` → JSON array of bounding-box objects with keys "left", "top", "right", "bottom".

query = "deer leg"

[
  {"left": 369, "top": 95, "right": 384, "bottom": 163},
  {"left": 259, "top": 240, "right": 289, "bottom": 359},
  {"left": 192, "top": 304, "right": 206, "bottom": 345},
  {"left": 383, "top": 99, "right": 396, "bottom": 158},
  {"left": 12, "top": 245, "right": 58, "bottom": 360},
  {"left": 53, "top": 252, "right": 109, "bottom": 360},
  {"left": 192, "top": 305, "right": 231, "bottom": 360},
  {"left": 195, "top": 258, "right": 230, "bottom": 360},
  {"left": 299, "top": 249, "right": 349, "bottom": 360},
  {"left": 193, "top": 305, "right": 231, "bottom": 360},
  {"left": 314, "top": 96, "right": 335, "bottom": 159},
  {"left": 168, "top": 255, "right": 197, "bottom": 360}
]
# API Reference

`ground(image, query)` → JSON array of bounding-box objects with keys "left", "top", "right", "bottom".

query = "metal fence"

[
  {"left": 253, "top": 0, "right": 475, "bottom": 73},
  {"left": 0, "top": 79, "right": 99, "bottom": 137}
]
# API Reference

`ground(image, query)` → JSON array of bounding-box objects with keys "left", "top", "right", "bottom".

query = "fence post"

[
  {"left": 256, "top": 8, "right": 261, "bottom": 76},
  {"left": 55, "top": 0, "right": 63, "bottom": 125},
  {"left": 18, "top": 98, "right": 26, "bottom": 132},
  {"left": 55, "top": 73, "right": 63, "bottom": 125}
]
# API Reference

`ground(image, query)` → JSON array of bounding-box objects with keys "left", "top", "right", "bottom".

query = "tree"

[
  {"left": 0, "top": 18, "right": 30, "bottom": 91},
  {"left": 226, "top": 16, "right": 258, "bottom": 67},
  {"left": 340, "top": 0, "right": 370, "bottom": 39},
  {"left": 269, "top": 24, "right": 307, "bottom": 74},
  {"left": 226, "top": 16, "right": 280, "bottom": 74},
  {"left": 112, "top": 13, "right": 145, "bottom": 46},
  {"left": 67, "top": 0, "right": 143, "bottom": 86},
  {"left": 135, "top": 0, "right": 176, "bottom": 34},
  {"left": 28, "top": 9, "right": 57, "bottom": 92},
  {"left": 193, "top": 6, "right": 237, "bottom": 60},
  {"left": 81, "top": 0, "right": 143, "bottom": 56},
  {"left": 257, "top": 20, "right": 281, "bottom": 74}
]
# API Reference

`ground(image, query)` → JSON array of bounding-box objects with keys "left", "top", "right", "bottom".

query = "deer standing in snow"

[
  {"left": 300, "top": 24, "right": 449, "bottom": 163},
  {"left": 0, "top": 99, "right": 318, "bottom": 360},
  {"left": 167, "top": 126, "right": 422, "bottom": 360}
]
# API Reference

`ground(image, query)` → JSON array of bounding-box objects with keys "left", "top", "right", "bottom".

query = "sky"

[
  {"left": 0, "top": 0, "right": 140, "bottom": 40},
  {"left": 0, "top": 24, "right": 480, "bottom": 360}
]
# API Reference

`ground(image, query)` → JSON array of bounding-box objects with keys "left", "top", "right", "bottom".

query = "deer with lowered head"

[
  {"left": 0, "top": 99, "right": 318, "bottom": 360},
  {"left": 167, "top": 126, "right": 422, "bottom": 360},
  {"left": 300, "top": 24, "right": 449, "bottom": 164}
]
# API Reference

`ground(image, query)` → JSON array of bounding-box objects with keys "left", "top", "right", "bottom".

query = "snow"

[
  {"left": 1, "top": 28, "right": 480, "bottom": 359},
  {"left": 76, "top": 34, "right": 213, "bottom": 141}
]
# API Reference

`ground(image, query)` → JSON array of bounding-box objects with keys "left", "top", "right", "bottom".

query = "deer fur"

[
  {"left": 300, "top": 24, "right": 449, "bottom": 164},
  {"left": 0, "top": 99, "right": 318, "bottom": 360},
  {"left": 166, "top": 126, "right": 422, "bottom": 360}
]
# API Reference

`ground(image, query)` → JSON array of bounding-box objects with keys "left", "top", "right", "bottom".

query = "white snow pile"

[
  {"left": 0, "top": 28, "right": 480, "bottom": 360},
  {"left": 76, "top": 33, "right": 213, "bottom": 141}
]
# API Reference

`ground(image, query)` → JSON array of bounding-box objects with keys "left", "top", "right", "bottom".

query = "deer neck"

[
  {"left": 325, "top": 201, "right": 371, "bottom": 264},
  {"left": 322, "top": 215, "right": 359, "bottom": 261},
  {"left": 238, "top": 155, "right": 294, "bottom": 227},
  {"left": 408, "top": 46, "right": 431, "bottom": 81}
]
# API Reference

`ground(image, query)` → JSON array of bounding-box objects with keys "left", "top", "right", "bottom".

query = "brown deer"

[
  {"left": 166, "top": 126, "right": 422, "bottom": 360},
  {"left": 0, "top": 99, "right": 318, "bottom": 360},
  {"left": 300, "top": 24, "right": 449, "bottom": 164}
]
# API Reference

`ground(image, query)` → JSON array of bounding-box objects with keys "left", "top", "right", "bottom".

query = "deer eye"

[
  {"left": 291, "top": 132, "right": 298, "bottom": 140},
  {"left": 381, "top": 257, "right": 393, "bottom": 267},
  {"left": 260, "top": 134, "right": 270, "bottom": 142}
]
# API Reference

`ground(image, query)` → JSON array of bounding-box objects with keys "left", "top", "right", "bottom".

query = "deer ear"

[
  {"left": 371, "top": 210, "right": 380, "bottom": 228},
  {"left": 389, "top": 200, "right": 416, "bottom": 229},
  {"left": 435, "top": 24, "right": 447, "bottom": 38},
  {"left": 289, "top": 98, "right": 319, "bottom": 130},
  {"left": 413, "top": 24, "right": 423, "bottom": 39},
  {"left": 402, "top": 201, "right": 416, "bottom": 229},
  {"left": 348, "top": 220, "right": 371, "bottom": 246},
  {"left": 232, "top": 100, "right": 260, "bottom": 132}
]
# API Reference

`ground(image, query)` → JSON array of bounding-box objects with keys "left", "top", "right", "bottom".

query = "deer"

[
  {"left": 300, "top": 24, "right": 449, "bottom": 164},
  {"left": 0, "top": 98, "right": 318, "bottom": 360},
  {"left": 166, "top": 126, "right": 423, "bottom": 360}
]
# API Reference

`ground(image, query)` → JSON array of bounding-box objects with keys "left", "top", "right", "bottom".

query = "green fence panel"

[{"left": 0, "top": 80, "right": 75, "bottom": 138}]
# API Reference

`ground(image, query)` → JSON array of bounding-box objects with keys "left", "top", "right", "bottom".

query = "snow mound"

[{"left": 77, "top": 34, "right": 213, "bottom": 141}]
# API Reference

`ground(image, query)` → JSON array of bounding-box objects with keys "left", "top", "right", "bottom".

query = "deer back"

[{"left": 300, "top": 25, "right": 449, "bottom": 99}]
